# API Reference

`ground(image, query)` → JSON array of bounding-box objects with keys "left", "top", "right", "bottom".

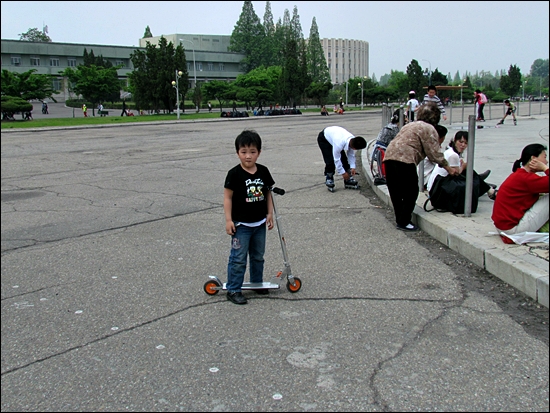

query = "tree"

[
  {"left": 261, "top": 1, "right": 277, "bottom": 67},
  {"left": 1, "top": 69, "right": 57, "bottom": 101},
  {"left": 129, "top": 36, "right": 187, "bottom": 113},
  {"left": 530, "top": 59, "right": 548, "bottom": 78},
  {"left": 306, "top": 17, "right": 330, "bottom": 84},
  {"left": 60, "top": 65, "right": 122, "bottom": 115},
  {"left": 406, "top": 60, "right": 425, "bottom": 96},
  {"left": 1, "top": 95, "right": 33, "bottom": 119},
  {"left": 143, "top": 26, "right": 153, "bottom": 38},
  {"left": 500, "top": 64, "right": 522, "bottom": 97},
  {"left": 202, "top": 80, "right": 233, "bottom": 112},
  {"left": 279, "top": 39, "right": 302, "bottom": 107},
  {"left": 18, "top": 27, "right": 51, "bottom": 42},
  {"left": 229, "top": 1, "right": 265, "bottom": 73},
  {"left": 83, "top": 49, "right": 112, "bottom": 68}
]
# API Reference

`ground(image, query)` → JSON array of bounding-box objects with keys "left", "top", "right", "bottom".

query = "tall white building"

[{"left": 321, "top": 38, "right": 369, "bottom": 85}]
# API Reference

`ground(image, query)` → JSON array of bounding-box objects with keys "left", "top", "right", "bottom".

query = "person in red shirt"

[{"left": 491, "top": 143, "right": 548, "bottom": 236}]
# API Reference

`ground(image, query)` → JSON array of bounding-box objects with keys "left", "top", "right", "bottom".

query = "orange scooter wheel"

[
  {"left": 286, "top": 277, "right": 302, "bottom": 293},
  {"left": 203, "top": 279, "right": 221, "bottom": 295}
]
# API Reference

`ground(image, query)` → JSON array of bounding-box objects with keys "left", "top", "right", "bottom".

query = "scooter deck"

[{"left": 222, "top": 281, "right": 281, "bottom": 290}]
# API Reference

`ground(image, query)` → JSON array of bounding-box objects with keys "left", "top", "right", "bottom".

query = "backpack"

[
  {"left": 480, "top": 93, "right": 488, "bottom": 104},
  {"left": 424, "top": 174, "right": 479, "bottom": 214}
]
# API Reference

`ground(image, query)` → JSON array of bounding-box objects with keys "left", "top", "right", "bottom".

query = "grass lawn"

[{"left": 1, "top": 107, "right": 372, "bottom": 130}]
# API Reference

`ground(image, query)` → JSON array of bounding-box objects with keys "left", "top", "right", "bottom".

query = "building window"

[
  {"left": 11, "top": 56, "right": 21, "bottom": 66},
  {"left": 30, "top": 56, "right": 40, "bottom": 66},
  {"left": 207, "top": 63, "right": 213, "bottom": 71},
  {"left": 328, "top": 52, "right": 331, "bottom": 58},
  {"left": 218, "top": 63, "right": 225, "bottom": 71},
  {"left": 50, "top": 57, "right": 60, "bottom": 67},
  {"left": 115, "top": 60, "right": 124, "bottom": 67},
  {"left": 52, "top": 78, "right": 61, "bottom": 91},
  {"left": 213, "top": 39, "right": 219, "bottom": 43},
  {"left": 68, "top": 58, "right": 76, "bottom": 67},
  {"left": 197, "top": 63, "right": 203, "bottom": 71},
  {"left": 187, "top": 62, "right": 192, "bottom": 71}
]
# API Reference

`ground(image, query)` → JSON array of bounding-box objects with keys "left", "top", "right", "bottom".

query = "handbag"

[{"left": 424, "top": 173, "right": 479, "bottom": 214}]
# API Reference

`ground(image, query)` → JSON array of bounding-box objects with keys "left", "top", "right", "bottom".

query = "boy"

[
  {"left": 224, "top": 130, "right": 275, "bottom": 305},
  {"left": 419, "top": 85, "right": 447, "bottom": 121},
  {"left": 497, "top": 99, "right": 517, "bottom": 126},
  {"left": 317, "top": 126, "right": 367, "bottom": 190}
]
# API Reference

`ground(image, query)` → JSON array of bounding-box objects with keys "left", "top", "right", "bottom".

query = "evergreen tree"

[
  {"left": 262, "top": 1, "right": 277, "bottom": 67},
  {"left": 500, "top": 64, "right": 522, "bottom": 97},
  {"left": 279, "top": 39, "right": 301, "bottom": 107},
  {"left": 229, "top": 1, "right": 265, "bottom": 73},
  {"left": 306, "top": 17, "right": 330, "bottom": 83},
  {"left": 143, "top": 26, "right": 153, "bottom": 38},
  {"left": 406, "top": 59, "right": 424, "bottom": 95}
]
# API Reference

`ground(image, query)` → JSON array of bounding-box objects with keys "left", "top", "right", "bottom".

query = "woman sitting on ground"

[
  {"left": 492, "top": 143, "right": 549, "bottom": 237},
  {"left": 321, "top": 105, "right": 329, "bottom": 116},
  {"left": 426, "top": 130, "right": 497, "bottom": 199}
]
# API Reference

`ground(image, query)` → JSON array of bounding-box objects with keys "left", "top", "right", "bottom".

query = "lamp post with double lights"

[
  {"left": 171, "top": 70, "right": 183, "bottom": 119},
  {"left": 179, "top": 38, "right": 198, "bottom": 112},
  {"left": 358, "top": 75, "right": 368, "bottom": 110}
]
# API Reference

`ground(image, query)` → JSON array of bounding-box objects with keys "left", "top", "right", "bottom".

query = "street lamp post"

[
  {"left": 358, "top": 76, "right": 367, "bottom": 110},
  {"left": 179, "top": 38, "right": 198, "bottom": 112},
  {"left": 460, "top": 78, "right": 466, "bottom": 104},
  {"left": 171, "top": 70, "right": 183, "bottom": 119},
  {"left": 422, "top": 59, "right": 432, "bottom": 85}
]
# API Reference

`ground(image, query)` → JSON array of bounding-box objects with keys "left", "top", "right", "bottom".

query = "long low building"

[{"left": 1, "top": 35, "right": 246, "bottom": 102}]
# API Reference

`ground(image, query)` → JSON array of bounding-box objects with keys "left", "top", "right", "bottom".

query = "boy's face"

[
  {"left": 237, "top": 145, "right": 260, "bottom": 169},
  {"left": 428, "top": 89, "right": 436, "bottom": 98}
]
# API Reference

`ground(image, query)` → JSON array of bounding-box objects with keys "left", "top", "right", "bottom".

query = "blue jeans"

[{"left": 227, "top": 223, "right": 267, "bottom": 292}]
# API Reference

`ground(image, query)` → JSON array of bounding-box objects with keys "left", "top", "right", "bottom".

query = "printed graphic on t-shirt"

[{"left": 245, "top": 178, "right": 265, "bottom": 202}]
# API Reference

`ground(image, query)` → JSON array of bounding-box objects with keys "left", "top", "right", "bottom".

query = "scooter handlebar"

[{"left": 271, "top": 187, "right": 285, "bottom": 196}]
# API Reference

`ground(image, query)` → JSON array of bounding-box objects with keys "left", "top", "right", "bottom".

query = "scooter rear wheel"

[
  {"left": 203, "top": 279, "right": 221, "bottom": 295},
  {"left": 286, "top": 277, "right": 302, "bottom": 293}
]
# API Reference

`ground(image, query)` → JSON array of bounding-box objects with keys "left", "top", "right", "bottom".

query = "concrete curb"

[{"left": 361, "top": 152, "right": 549, "bottom": 308}]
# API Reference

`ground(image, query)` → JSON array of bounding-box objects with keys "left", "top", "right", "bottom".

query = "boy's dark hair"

[
  {"left": 513, "top": 143, "right": 547, "bottom": 172},
  {"left": 475, "top": 89, "right": 481, "bottom": 93},
  {"left": 504, "top": 99, "right": 510, "bottom": 104},
  {"left": 427, "top": 85, "right": 437, "bottom": 92},
  {"left": 235, "top": 130, "right": 262, "bottom": 152},
  {"left": 434, "top": 124, "right": 448, "bottom": 139},
  {"left": 351, "top": 136, "right": 367, "bottom": 150}
]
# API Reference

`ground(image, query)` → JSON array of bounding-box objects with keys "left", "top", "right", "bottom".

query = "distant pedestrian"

[
  {"left": 232, "top": 101, "right": 237, "bottom": 112},
  {"left": 121, "top": 100, "right": 128, "bottom": 116},
  {"left": 405, "top": 91, "right": 419, "bottom": 122},
  {"left": 42, "top": 101, "right": 48, "bottom": 114},
  {"left": 208, "top": 102, "right": 212, "bottom": 113},
  {"left": 475, "top": 89, "right": 487, "bottom": 121},
  {"left": 82, "top": 103, "right": 88, "bottom": 117}
]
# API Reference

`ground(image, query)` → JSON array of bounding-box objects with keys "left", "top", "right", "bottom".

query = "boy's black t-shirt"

[{"left": 224, "top": 163, "right": 275, "bottom": 224}]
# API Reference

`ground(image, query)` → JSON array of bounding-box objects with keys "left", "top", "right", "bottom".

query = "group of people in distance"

[{"left": 222, "top": 90, "right": 548, "bottom": 305}]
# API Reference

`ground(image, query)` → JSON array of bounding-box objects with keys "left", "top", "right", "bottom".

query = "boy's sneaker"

[
  {"left": 227, "top": 291, "right": 247, "bottom": 305},
  {"left": 514, "top": 120, "right": 517, "bottom": 125},
  {"left": 496, "top": 120, "right": 504, "bottom": 125}
]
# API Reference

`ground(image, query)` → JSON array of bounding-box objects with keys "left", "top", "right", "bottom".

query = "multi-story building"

[
  {"left": 321, "top": 38, "right": 369, "bottom": 84},
  {"left": 1, "top": 35, "right": 245, "bottom": 102},
  {"left": 1, "top": 35, "right": 370, "bottom": 101}
]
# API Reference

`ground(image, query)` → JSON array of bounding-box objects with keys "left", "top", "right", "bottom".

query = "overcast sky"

[{"left": 1, "top": 1, "right": 548, "bottom": 79}]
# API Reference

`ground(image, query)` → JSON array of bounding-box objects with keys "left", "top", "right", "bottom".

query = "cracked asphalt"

[{"left": 1, "top": 113, "right": 548, "bottom": 411}]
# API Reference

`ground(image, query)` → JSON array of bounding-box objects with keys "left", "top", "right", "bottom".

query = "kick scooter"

[{"left": 203, "top": 186, "right": 302, "bottom": 295}]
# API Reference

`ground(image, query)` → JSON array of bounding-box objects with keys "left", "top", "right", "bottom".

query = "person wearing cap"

[
  {"left": 406, "top": 91, "right": 419, "bottom": 122},
  {"left": 317, "top": 126, "right": 367, "bottom": 190}
]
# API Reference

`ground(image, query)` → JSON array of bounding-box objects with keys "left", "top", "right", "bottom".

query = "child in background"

[{"left": 497, "top": 99, "right": 517, "bottom": 126}]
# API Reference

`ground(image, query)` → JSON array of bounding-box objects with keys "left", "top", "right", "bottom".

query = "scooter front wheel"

[
  {"left": 286, "top": 277, "right": 302, "bottom": 293},
  {"left": 203, "top": 279, "right": 221, "bottom": 295}
]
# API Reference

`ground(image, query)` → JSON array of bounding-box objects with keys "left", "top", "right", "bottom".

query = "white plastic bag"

[{"left": 500, "top": 231, "right": 549, "bottom": 245}]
